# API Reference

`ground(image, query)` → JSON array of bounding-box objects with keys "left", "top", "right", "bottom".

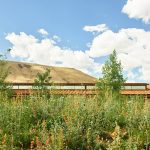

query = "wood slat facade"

[{"left": 8, "top": 82, "right": 150, "bottom": 98}]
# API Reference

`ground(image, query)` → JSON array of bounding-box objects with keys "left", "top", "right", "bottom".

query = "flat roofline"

[
  {"left": 6, "top": 82, "right": 96, "bottom": 86},
  {"left": 124, "top": 83, "right": 148, "bottom": 86},
  {"left": 5, "top": 82, "right": 148, "bottom": 86}
]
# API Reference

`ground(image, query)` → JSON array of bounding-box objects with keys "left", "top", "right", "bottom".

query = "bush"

[{"left": 0, "top": 94, "right": 149, "bottom": 149}]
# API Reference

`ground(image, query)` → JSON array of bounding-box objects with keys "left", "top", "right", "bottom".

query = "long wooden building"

[{"left": 10, "top": 82, "right": 150, "bottom": 98}]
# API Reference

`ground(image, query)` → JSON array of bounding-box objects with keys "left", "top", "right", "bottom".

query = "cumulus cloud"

[
  {"left": 38, "top": 28, "right": 49, "bottom": 35},
  {"left": 122, "top": 0, "right": 150, "bottom": 23},
  {"left": 5, "top": 26, "right": 150, "bottom": 81},
  {"left": 87, "top": 28, "right": 150, "bottom": 81},
  {"left": 5, "top": 32, "right": 99, "bottom": 74},
  {"left": 83, "top": 24, "right": 108, "bottom": 34},
  {"left": 6, "top": 32, "right": 38, "bottom": 58}
]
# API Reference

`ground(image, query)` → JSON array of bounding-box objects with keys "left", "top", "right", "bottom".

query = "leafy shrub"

[{"left": 0, "top": 93, "right": 149, "bottom": 149}]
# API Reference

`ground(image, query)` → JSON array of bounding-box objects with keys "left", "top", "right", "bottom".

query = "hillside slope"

[{"left": 4, "top": 61, "right": 97, "bottom": 84}]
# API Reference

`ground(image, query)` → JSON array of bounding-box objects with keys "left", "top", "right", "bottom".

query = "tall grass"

[{"left": 0, "top": 92, "right": 149, "bottom": 149}]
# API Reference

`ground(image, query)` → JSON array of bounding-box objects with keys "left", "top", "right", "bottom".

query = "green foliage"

[
  {"left": 0, "top": 54, "right": 13, "bottom": 98},
  {"left": 0, "top": 55, "right": 8, "bottom": 86},
  {"left": 97, "top": 50, "right": 126, "bottom": 92},
  {"left": 33, "top": 68, "right": 52, "bottom": 98},
  {"left": 34, "top": 68, "right": 52, "bottom": 90},
  {"left": 0, "top": 94, "right": 149, "bottom": 149}
]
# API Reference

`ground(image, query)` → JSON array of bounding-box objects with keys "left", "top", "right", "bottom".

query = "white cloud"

[
  {"left": 87, "top": 28, "right": 150, "bottom": 81},
  {"left": 122, "top": 0, "right": 150, "bottom": 23},
  {"left": 5, "top": 26, "right": 150, "bottom": 82},
  {"left": 5, "top": 32, "right": 38, "bottom": 58},
  {"left": 83, "top": 24, "right": 108, "bottom": 34},
  {"left": 5, "top": 32, "right": 99, "bottom": 75},
  {"left": 38, "top": 28, "right": 49, "bottom": 35}
]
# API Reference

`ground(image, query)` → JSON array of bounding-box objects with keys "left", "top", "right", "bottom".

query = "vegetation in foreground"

[
  {"left": 0, "top": 93, "right": 149, "bottom": 150},
  {"left": 0, "top": 50, "right": 149, "bottom": 149}
]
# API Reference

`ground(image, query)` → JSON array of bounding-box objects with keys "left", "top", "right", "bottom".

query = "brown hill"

[{"left": 4, "top": 61, "right": 97, "bottom": 84}]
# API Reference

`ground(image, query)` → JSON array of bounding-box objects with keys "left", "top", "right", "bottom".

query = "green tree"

[
  {"left": 0, "top": 49, "right": 12, "bottom": 86},
  {"left": 97, "top": 50, "right": 126, "bottom": 92},
  {"left": 34, "top": 68, "right": 52, "bottom": 90},
  {"left": 0, "top": 53, "right": 13, "bottom": 98},
  {"left": 0, "top": 54, "right": 8, "bottom": 89},
  {"left": 33, "top": 68, "right": 52, "bottom": 98}
]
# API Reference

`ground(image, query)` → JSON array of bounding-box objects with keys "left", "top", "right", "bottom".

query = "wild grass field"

[{"left": 0, "top": 92, "right": 149, "bottom": 150}]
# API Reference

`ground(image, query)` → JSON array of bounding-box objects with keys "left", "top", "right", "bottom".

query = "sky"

[{"left": 0, "top": 0, "right": 150, "bottom": 82}]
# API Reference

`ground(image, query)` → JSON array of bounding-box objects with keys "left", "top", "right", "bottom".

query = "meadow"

[{"left": 0, "top": 91, "right": 149, "bottom": 150}]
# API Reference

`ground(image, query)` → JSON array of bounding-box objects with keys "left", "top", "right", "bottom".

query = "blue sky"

[{"left": 0, "top": 0, "right": 150, "bottom": 82}]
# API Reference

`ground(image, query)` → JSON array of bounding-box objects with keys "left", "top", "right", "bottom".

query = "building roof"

[
  {"left": 124, "top": 83, "right": 148, "bottom": 86},
  {"left": 5, "top": 61, "right": 97, "bottom": 84}
]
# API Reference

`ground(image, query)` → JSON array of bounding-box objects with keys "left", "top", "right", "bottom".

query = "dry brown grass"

[{"left": 5, "top": 61, "right": 96, "bottom": 84}]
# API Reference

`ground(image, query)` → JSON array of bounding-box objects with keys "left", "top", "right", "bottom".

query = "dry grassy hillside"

[{"left": 4, "top": 61, "right": 97, "bottom": 84}]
